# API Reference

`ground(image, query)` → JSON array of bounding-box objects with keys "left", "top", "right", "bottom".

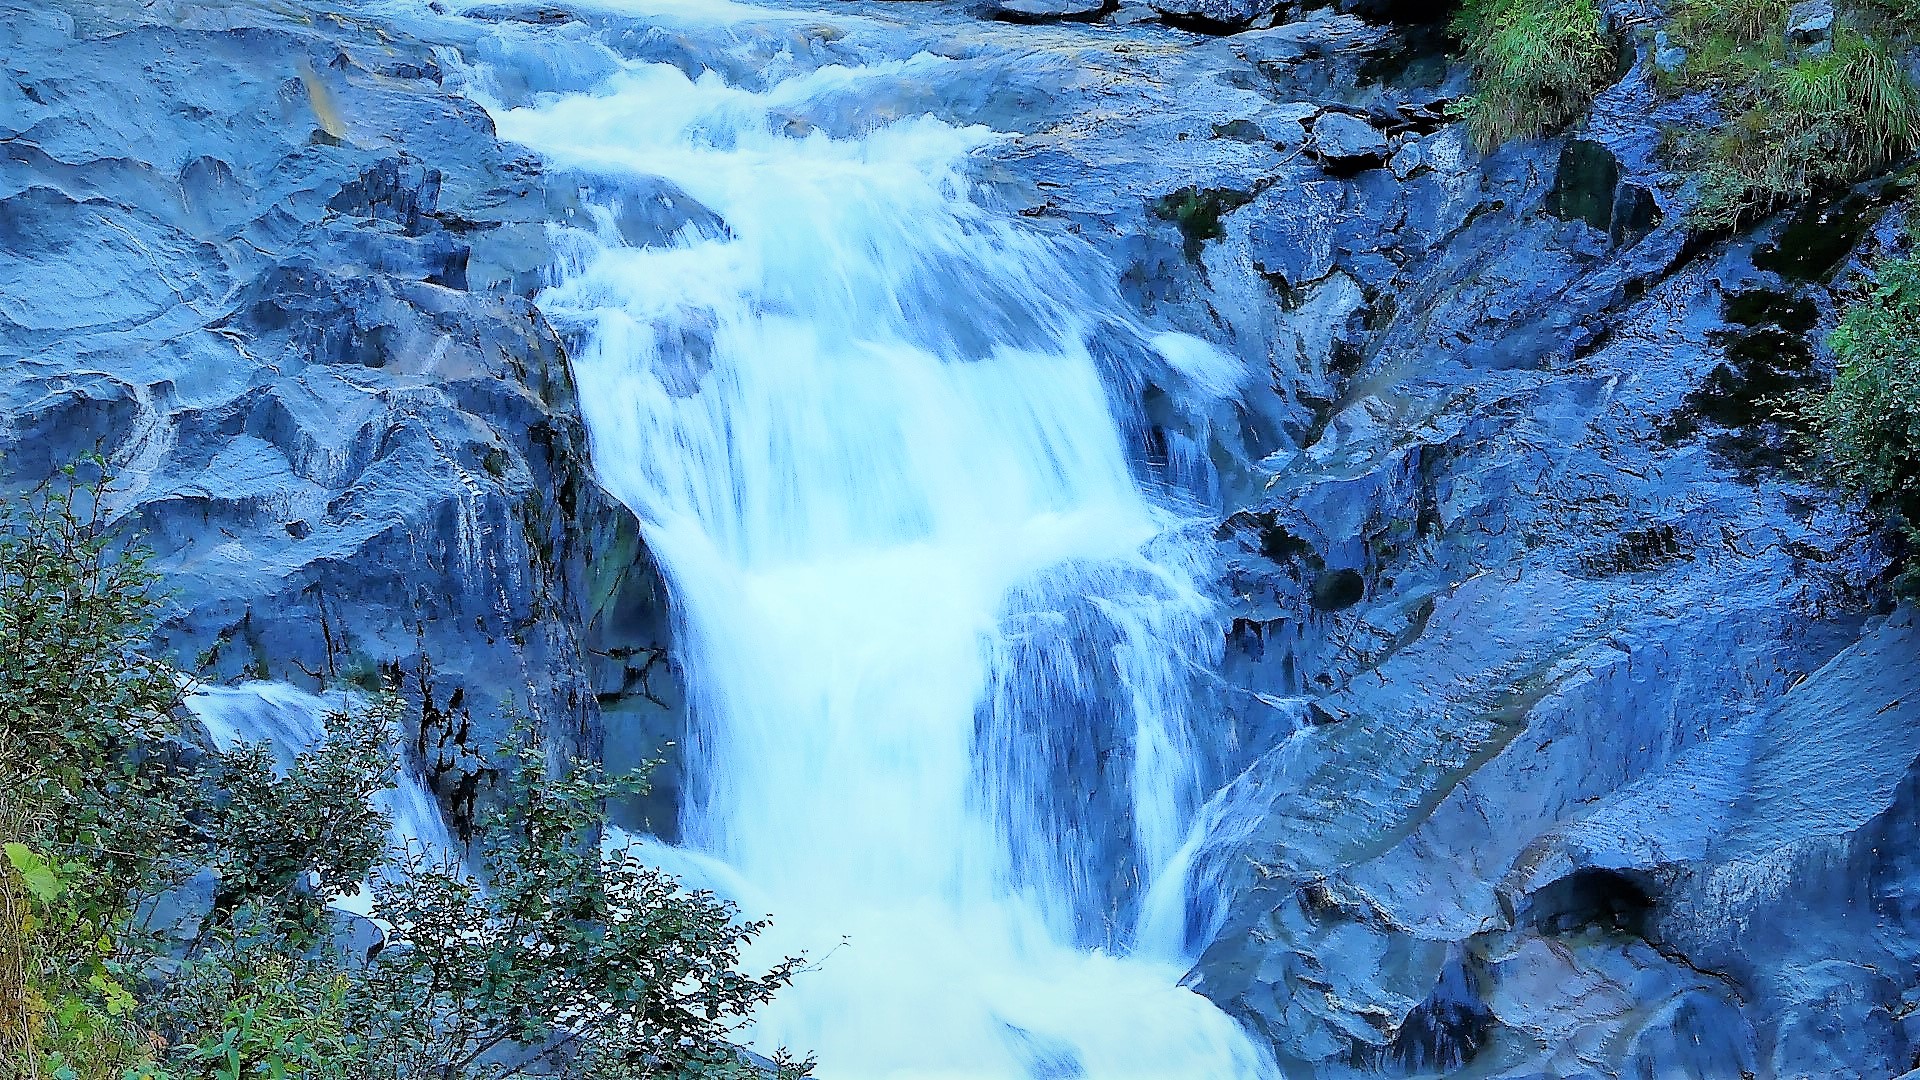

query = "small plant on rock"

[{"left": 1453, "top": 0, "right": 1618, "bottom": 146}]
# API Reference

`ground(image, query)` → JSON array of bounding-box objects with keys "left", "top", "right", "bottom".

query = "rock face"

[
  {"left": 1148, "top": 0, "right": 1266, "bottom": 31},
  {"left": 1788, "top": 0, "right": 1836, "bottom": 47},
  {"left": 0, "top": 0, "right": 684, "bottom": 838},
  {"left": 1308, "top": 111, "right": 1390, "bottom": 171},
  {"left": 923, "top": 6, "right": 1920, "bottom": 1077},
  {"left": 1134, "top": 20, "right": 1918, "bottom": 1080}
]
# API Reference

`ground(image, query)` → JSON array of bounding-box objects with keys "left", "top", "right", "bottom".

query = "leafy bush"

[
  {"left": 1816, "top": 245, "right": 1920, "bottom": 584},
  {"left": 1, "top": 460, "right": 809, "bottom": 1078},
  {"left": 1, "top": 460, "right": 195, "bottom": 1079},
  {"left": 1453, "top": 0, "right": 1618, "bottom": 146},
  {"left": 0, "top": 459, "right": 193, "bottom": 924},
  {"left": 159, "top": 945, "right": 363, "bottom": 1080},
  {"left": 1, "top": 836, "right": 168, "bottom": 1080},
  {"left": 355, "top": 732, "right": 810, "bottom": 1080},
  {"left": 1, "top": 840, "right": 28, "bottom": 1069},
  {"left": 206, "top": 705, "right": 399, "bottom": 932}
]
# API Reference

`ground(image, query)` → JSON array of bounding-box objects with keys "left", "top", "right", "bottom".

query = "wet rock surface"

[
  {"left": 992, "top": 0, "right": 1113, "bottom": 24},
  {"left": 0, "top": 0, "right": 684, "bottom": 838},
  {"left": 848, "top": 5, "right": 1920, "bottom": 1076}
]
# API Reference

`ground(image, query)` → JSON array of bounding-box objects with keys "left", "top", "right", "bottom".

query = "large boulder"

[{"left": 1308, "top": 111, "right": 1390, "bottom": 171}]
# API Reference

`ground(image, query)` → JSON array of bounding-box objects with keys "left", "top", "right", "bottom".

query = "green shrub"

[
  {"left": 0, "top": 458, "right": 194, "bottom": 921},
  {"left": 159, "top": 945, "right": 362, "bottom": 1080},
  {"left": 1, "top": 460, "right": 810, "bottom": 1078},
  {"left": 2, "top": 836, "right": 169, "bottom": 1080},
  {"left": 1453, "top": 0, "right": 1618, "bottom": 146},
  {"left": 354, "top": 727, "right": 812, "bottom": 1080},
  {"left": 1, "top": 843, "right": 27, "bottom": 1071},
  {"left": 206, "top": 703, "right": 399, "bottom": 933},
  {"left": 1816, "top": 245, "right": 1920, "bottom": 586},
  {"left": 1672, "top": 0, "right": 1790, "bottom": 50},
  {"left": 1783, "top": 33, "right": 1917, "bottom": 164},
  {"left": 1865, "top": 0, "right": 1920, "bottom": 23},
  {"left": 1664, "top": 0, "right": 1789, "bottom": 91}
]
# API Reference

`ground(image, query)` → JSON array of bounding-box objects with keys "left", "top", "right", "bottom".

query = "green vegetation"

[
  {"left": 1448, "top": 0, "right": 1920, "bottom": 229},
  {"left": 1153, "top": 186, "right": 1255, "bottom": 259},
  {"left": 1, "top": 459, "right": 809, "bottom": 1079},
  {"left": 1815, "top": 244, "right": 1920, "bottom": 588},
  {"left": 351, "top": 737, "right": 808, "bottom": 1080},
  {"left": 1667, "top": 1, "right": 1920, "bottom": 229},
  {"left": 1682, "top": 0, "right": 1792, "bottom": 44},
  {"left": 1451, "top": 0, "right": 1618, "bottom": 147}
]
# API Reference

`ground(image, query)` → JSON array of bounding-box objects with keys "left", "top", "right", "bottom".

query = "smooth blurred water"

[{"left": 465, "top": 4, "right": 1277, "bottom": 1075}]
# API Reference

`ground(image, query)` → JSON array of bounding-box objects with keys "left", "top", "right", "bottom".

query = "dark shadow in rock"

[
  {"left": 1611, "top": 182, "right": 1661, "bottom": 249},
  {"left": 1546, "top": 139, "right": 1617, "bottom": 234},
  {"left": 1154, "top": 185, "right": 1256, "bottom": 260},
  {"left": 327, "top": 158, "right": 443, "bottom": 236},
  {"left": 1663, "top": 288, "right": 1822, "bottom": 475},
  {"left": 1352, "top": 954, "right": 1494, "bottom": 1075},
  {"left": 1310, "top": 567, "right": 1366, "bottom": 611},
  {"left": 1754, "top": 172, "right": 1913, "bottom": 283},
  {"left": 1571, "top": 522, "right": 1691, "bottom": 579},
  {"left": 1523, "top": 867, "right": 1657, "bottom": 939}
]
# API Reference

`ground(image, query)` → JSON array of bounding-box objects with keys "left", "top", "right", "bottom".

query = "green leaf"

[{"left": 5, "top": 842, "right": 64, "bottom": 903}]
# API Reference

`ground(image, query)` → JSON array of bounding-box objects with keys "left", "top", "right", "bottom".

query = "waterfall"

[{"left": 463, "top": 5, "right": 1277, "bottom": 1075}]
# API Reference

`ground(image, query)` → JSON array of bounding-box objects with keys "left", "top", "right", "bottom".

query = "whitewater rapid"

[{"left": 461, "top": 4, "right": 1278, "bottom": 1075}]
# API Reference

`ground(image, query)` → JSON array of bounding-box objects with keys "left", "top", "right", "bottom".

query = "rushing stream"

[{"left": 456, "top": 3, "right": 1277, "bottom": 1075}]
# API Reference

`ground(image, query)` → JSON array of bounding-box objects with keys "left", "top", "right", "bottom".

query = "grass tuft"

[
  {"left": 1453, "top": 0, "right": 1619, "bottom": 147},
  {"left": 1686, "top": 29, "right": 1920, "bottom": 228}
]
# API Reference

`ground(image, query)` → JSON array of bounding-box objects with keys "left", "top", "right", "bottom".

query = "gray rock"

[
  {"left": 0, "top": 0, "right": 684, "bottom": 839},
  {"left": 1149, "top": 0, "right": 1267, "bottom": 31},
  {"left": 1788, "top": 0, "right": 1834, "bottom": 46},
  {"left": 1653, "top": 29, "right": 1687, "bottom": 73},
  {"left": 947, "top": 10, "right": 1918, "bottom": 1076},
  {"left": 994, "top": 0, "right": 1111, "bottom": 22},
  {"left": 1309, "top": 112, "right": 1390, "bottom": 170},
  {"left": 1386, "top": 140, "right": 1424, "bottom": 180},
  {"left": 319, "top": 910, "right": 390, "bottom": 968},
  {"left": 1247, "top": 182, "right": 1344, "bottom": 289}
]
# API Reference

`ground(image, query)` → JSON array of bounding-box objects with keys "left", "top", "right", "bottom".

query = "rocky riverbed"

[{"left": 5, "top": 0, "right": 1919, "bottom": 1075}]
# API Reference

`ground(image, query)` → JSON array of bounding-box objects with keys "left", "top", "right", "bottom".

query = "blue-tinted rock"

[
  {"left": 0, "top": 0, "right": 682, "bottom": 839},
  {"left": 1310, "top": 111, "right": 1389, "bottom": 170},
  {"left": 1150, "top": 0, "right": 1267, "bottom": 31},
  {"left": 995, "top": 0, "right": 1113, "bottom": 22}
]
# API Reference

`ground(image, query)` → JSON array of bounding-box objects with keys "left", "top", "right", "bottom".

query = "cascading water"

[{"left": 458, "top": 5, "right": 1277, "bottom": 1075}]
